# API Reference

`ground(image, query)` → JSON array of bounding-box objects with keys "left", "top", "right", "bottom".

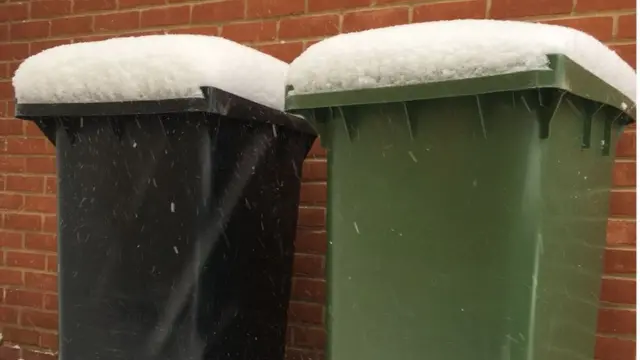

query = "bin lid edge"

[{"left": 285, "top": 54, "right": 636, "bottom": 122}]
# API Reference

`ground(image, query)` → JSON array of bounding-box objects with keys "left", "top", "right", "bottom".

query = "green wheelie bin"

[{"left": 284, "top": 19, "right": 636, "bottom": 360}]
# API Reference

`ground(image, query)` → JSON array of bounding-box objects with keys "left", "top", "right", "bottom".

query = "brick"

[
  {"left": 74, "top": 0, "right": 117, "bottom": 12},
  {"left": 610, "top": 44, "right": 636, "bottom": 69},
  {"left": 247, "top": 0, "right": 304, "bottom": 18},
  {"left": 0, "top": 156, "right": 25, "bottom": 172},
  {"left": 95, "top": 12, "right": 140, "bottom": 32},
  {"left": 258, "top": 42, "right": 304, "bottom": 63},
  {"left": 26, "top": 157, "right": 56, "bottom": 174},
  {"left": 21, "top": 310, "right": 58, "bottom": 330},
  {"left": 25, "top": 272, "right": 57, "bottom": 292},
  {"left": 612, "top": 161, "right": 635, "bottom": 187},
  {"left": 288, "top": 301, "right": 324, "bottom": 324},
  {"left": 603, "top": 248, "right": 635, "bottom": 274},
  {"left": 575, "top": 0, "right": 635, "bottom": 12},
  {"left": 302, "top": 160, "right": 327, "bottom": 181},
  {"left": 74, "top": 34, "right": 114, "bottom": 42},
  {"left": 221, "top": 21, "right": 277, "bottom": 43},
  {"left": 140, "top": 6, "right": 190, "bottom": 28},
  {"left": 0, "top": 231, "right": 23, "bottom": 248},
  {"left": 616, "top": 130, "right": 636, "bottom": 157},
  {"left": 31, "top": 0, "right": 72, "bottom": 19},
  {"left": 51, "top": 16, "right": 93, "bottom": 36},
  {"left": 4, "top": 138, "right": 48, "bottom": 155},
  {"left": 0, "top": 269, "right": 23, "bottom": 286},
  {"left": 0, "top": 345, "right": 20, "bottom": 360},
  {"left": 292, "top": 278, "right": 326, "bottom": 302},
  {"left": 0, "top": 120, "right": 23, "bottom": 136},
  {"left": 307, "top": 140, "right": 326, "bottom": 158},
  {"left": 40, "top": 332, "right": 58, "bottom": 350},
  {"left": 292, "top": 326, "right": 326, "bottom": 349},
  {"left": 300, "top": 182, "right": 327, "bottom": 204},
  {"left": 304, "top": 39, "right": 321, "bottom": 49},
  {"left": 24, "top": 195, "right": 57, "bottom": 214},
  {"left": 280, "top": 15, "right": 340, "bottom": 40},
  {"left": 293, "top": 254, "right": 325, "bottom": 278},
  {"left": 46, "top": 255, "right": 57, "bottom": 272},
  {"left": 617, "top": 14, "right": 636, "bottom": 40},
  {"left": 298, "top": 39, "right": 319, "bottom": 50},
  {"left": 285, "top": 348, "right": 322, "bottom": 360},
  {"left": 609, "top": 190, "right": 635, "bottom": 217},
  {"left": 490, "top": 0, "right": 572, "bottom": 18},
  {"left": 0, "top": 24, "right": 8, "bottom": 42},
  {"left": 3, "top": 326, "right": 40, "bottom": 346},
  {"left": 414, "top": 0, "right": 486, "bottom": 22},
  {"left": 30, "top": 39, "right": 72, "bottom": 56},
  {"left": 23, "top": 350, "right": 58, "bottom": 360},
  {"left": 601, "top": 277, "right": 635, "bottom": 304},
  {"left": 6, "top": 251, "right": 47, "bottom": 270},
  {"left": 0, "top": 306, "right": 19, "bottom": 324},
  {"left": 0, "top": 193, "right": 23, "bottom": 210},
  {"left": 594, "top": 335, "right": 635, "bottom": 360},
  {"left": 43, "top": 215, "right": 57, "bottom": 233},
  {"left": 8, "top": 66, "right": 20, "bottom": 85},
  {"left": 6, "top": 175, "right": 45, "bottom": 193},
  {"left": 119, "top": 0, "right": 165, "bottom": 8},
  {"left": 295, "top": 230, "right": 327, "bottom": 254},
  {"left": 0, "top": 43, "right": 30, "bottom": 61},
  {"left": 298, "top": 207, "right": 325, "bottom": 227},
  {"left": 541, "top": 16, "right": 614, "bottom": 42},
  {"left": 607, "top": 219, "right": 636, "bottom": 246},
  {"left": 5, "top": 213, "right": 41, "bottom": 231},
  {"left": 171, "top": 26, "right": 219, "bottom": 36},
  {"left": 343, "top": 7, "right": 409, "bottom": 33},
  {"left": 0, "top": 2, "right": 29, "bottom": 22},
  {"left": 192, "top": 1, "right": 245, "bottom": 23},
  {"left": 10, "top": 20, "right": 50, "bottom": 40},
  {"left": 45, "top": 177, "right": 56, "bottom": 195},
  {"left": 0, "top": 81, "right": 12, "bottom": 99},
  {"left": 25, "top": 121, "right": 46, "bottom": 136},
  {"left": 4, "top": 289, "right": 43, "bottom": 308},
  {"left": 25, "top": 233, "right": 57, "bottom": 252},
  {"left": 308, "top": 0, "right": 369, "bottom": 12},
  {"left": 597, "top": 308, "right": 636, "bottom": 334},
  {"left": 43, "top": 294, "right": 58, "bottom": 311}
]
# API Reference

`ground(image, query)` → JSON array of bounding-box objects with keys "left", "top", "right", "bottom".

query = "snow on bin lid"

[
  {"left": 287, "top": 19, "right": 636, "bottom": 101},
  {"left": 13, "top": 35, "right": 289, "bottom": 111}
]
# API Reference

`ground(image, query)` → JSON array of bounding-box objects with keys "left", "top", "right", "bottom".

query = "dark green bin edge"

[{"left": 285, "top": 54, "right": 636, "bottom": 124}]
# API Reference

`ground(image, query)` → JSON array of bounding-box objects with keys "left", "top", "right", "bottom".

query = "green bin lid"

[{"left": 285, "top": 20, "right": 636, "bottom": 122}]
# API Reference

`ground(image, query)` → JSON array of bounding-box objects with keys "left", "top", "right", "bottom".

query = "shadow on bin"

[{"left": 15, "top": 87, "right": 317, "bottom": 360}]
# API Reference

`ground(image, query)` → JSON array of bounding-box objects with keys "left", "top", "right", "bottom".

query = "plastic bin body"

[
  {"left": 17, "top": 88, "right": 316, "bottom": 360},
  {"left": 286, "top": 56, "right": 635, "bottom": 360}
]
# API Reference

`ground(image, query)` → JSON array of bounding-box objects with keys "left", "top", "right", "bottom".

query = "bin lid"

[
  {"left": 13, "top": 34, "right": 288, "bottom": 111},
  {"left": 285, "top": 20, "right": 636, "bottom": 121},
  {"left": 13, "top": 34, "right": 315, "bottom": 135},
  {"left": 15, "top": 86, "right": 316, "bottom": 135}
]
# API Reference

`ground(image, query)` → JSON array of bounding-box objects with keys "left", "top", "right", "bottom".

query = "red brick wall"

[{"left": 0, "top": 0, "right": 636, "bottom": 359}]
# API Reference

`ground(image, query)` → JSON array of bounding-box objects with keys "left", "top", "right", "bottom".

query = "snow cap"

[
  {"left": 13, "top": 34, "right": 289, "bottom": 111},
  {"left": 287, "top": 19, "right": 635, "bottom": 100}
]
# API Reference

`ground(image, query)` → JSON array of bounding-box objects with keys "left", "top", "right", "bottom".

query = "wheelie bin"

[
  {"left": 285, "top": 19, "right": 636, "bottom": 360},
  {"left": 13, "top": 35, "right": 317, "bottom": 360}
]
